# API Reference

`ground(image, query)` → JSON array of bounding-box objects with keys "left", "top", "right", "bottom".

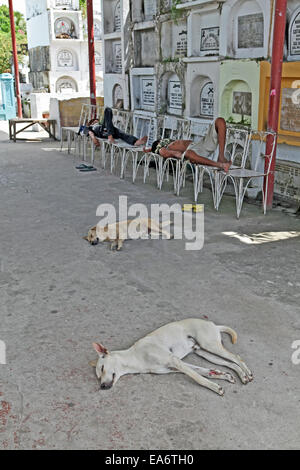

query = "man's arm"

[{"left": 159, "top": 148, "right": 183, "bottom": 159}]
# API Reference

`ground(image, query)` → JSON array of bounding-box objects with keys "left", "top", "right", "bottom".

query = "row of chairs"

[{"left": 60, "top": 105, "right": 277, "bottom": 219}]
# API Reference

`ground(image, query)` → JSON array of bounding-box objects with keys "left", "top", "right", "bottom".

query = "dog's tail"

[{"left": 218, "top": 325, "right": 237, "bottom": 344}]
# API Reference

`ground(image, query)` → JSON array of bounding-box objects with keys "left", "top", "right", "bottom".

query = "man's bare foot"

[
  {"left": 89, "top": 132, "right": 100, "bottom": 147},
  {"left": 135, "top": 136, "right": 148, "bottom": 146},
  {"left": 219, "top": 161, "right": 232, "bottom": 173}
]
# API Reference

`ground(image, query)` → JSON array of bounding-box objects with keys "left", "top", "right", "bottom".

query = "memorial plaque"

[
  {"left": 290, "top": 13, "right": 300, "bottom": 56},
  {"left": 56, "top": 0, "right": 72, "bottom": 8},
  {"left": 113, "top": 42, "right": 122, "bottom": 73},
  {"left": 114, "top": 1, "right": 121, "bottom": 32},
  {"left": 200, "top": 27, "right": 220, "bottom": 52},
  {"left": 141, "top": 78, "right": 155, "bottom": 106},
  {"left": 176, "top": 29, "right": 187, "bottom": 56},
  {"left": 57, "top": 50, "right": 73, "bottom": 68},
  {"left": 168, "top": 80, "right": 182, "bottom": 110},
  {"left": 238, "top": 13, "right": 264, "bottom": 49},
  {"left": 232, "top": 91, "right": 252, "bottom": 117},
  {"left": 200, "top": 82, "right": 214, "bottom": 117},
  {"left": 144, "top": 0, "right": 157, "bottom": 20},
  {"left": 280, "top": 88, "right": 300, "bottom": 133}
]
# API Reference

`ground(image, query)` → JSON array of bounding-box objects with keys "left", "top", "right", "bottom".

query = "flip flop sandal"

[
  {"left": 76, "top": 163, "right": 94, "bottom": 169},
  {"left": 79, "top": 167, "right": 97, "bottom": 172}
]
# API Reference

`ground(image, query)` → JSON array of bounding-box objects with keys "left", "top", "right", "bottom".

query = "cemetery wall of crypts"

[{"left": 26, "top": 0, "right": 103, "bottom": 97}]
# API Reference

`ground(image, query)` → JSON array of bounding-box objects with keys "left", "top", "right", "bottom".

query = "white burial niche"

[
  {"left": 56, "top": 49, "right": 78, "bottom": 71},
  {"left": 54, "top": 17, "right": 78, "bottom": 39},
  {"left": 131, "top": 0, "right": 158, "bottom": 23},
  {"left": 103, "top": 0, "right": 122, "bottom": 34},
  {"left": 130, "top": 70, "right": 156, "bottom": 112},
  {"left": 220, "top": 0, "right": 271, "bottom": 59},
  {"left": 105, "top": 40, "right": 123, "bottom": 74},
  {"left": 188, "top": 7, "right": 220, "bottom": 57},
  {"left": 160, "top": 72, "right": 183, "bottom": 116},
  {"left": 161, "top": 19, "right": 188, "bottom": 60}
]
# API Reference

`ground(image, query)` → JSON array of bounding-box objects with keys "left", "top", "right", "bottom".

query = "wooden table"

[{"left": 9, "top": 118, "right": 57, "bottom": 142}]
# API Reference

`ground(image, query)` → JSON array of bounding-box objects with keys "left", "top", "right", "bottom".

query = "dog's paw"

[
  {"left": 225, "top": 373, "right": 236, "bottom": 384},
  {"left": 218, "top": 386, "right": 225, "bottom": 396}
]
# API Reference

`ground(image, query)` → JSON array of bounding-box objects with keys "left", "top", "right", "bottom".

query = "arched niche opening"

[
  {"left": 190, "top": 75, "right": 214, "bottom": 119},
  {"left": 113, "top": 83, "right": 124, "bottom": 109},
  {"left": 55, "top": 17, "right": 78, "bottom": 39},
  {"left": 221, "top": 79, "right": 252, "bottom": 126},
  {"left": 56, "top": 76, "right": 78, "bottom": 93}
]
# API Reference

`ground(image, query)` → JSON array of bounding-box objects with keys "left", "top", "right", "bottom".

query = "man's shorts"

[{"left": 187, "top": 122, "right": 218, "bottom": 158}]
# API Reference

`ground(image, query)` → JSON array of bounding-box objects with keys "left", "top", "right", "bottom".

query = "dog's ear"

[
  {"left": 92, "top": 342, "right": 109, "bottom": 356},
  {"left": 83, "top": 236, "right": 89, "bottom": 241}
]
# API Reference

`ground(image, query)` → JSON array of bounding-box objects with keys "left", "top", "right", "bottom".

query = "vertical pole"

[
  {"left": 8, "top": 0, "right": 22, "bottom": 118},
  {"left": 264, "top": 0, "right": 287, "bottom": 209},
  {"left": 87, "top": 0, "right": 97, "bottom": 111}
]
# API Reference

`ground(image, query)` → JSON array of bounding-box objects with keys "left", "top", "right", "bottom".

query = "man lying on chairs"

[
  {"left": 85, "top": 107, "right": 147, "bottom": 148},
  {"left": 144, "top": 118, "right": 232, "bottom": 173}
]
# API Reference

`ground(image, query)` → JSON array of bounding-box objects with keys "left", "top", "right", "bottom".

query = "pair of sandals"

[{"left": 76, "top": 163, "right": 97, "bottom": 172}]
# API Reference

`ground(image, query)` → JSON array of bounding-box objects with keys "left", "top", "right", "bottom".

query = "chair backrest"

[
  {"left": 133, "top": 115, "right": 158, "bottom": 146},
  {"left": 189, "top": 120, "right": 211, "bottom": 142},
  {"left": 112, "top": 109, "right": 132, "bottom": 135},
  {"left": 160, "top": 115, "right": 191, "bottom": 140},
  {"left": 79, "top": 103, "right": 104, "bottom": 127},
  {"left": 225, "top": 126, "right": 251, "bottom": 168},
  {"left": 248, "top": 130, "right": 277, "bottom": 173}
]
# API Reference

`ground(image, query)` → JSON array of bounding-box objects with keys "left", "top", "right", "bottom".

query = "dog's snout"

[
  {"left": 100, "top": 383, "right": 112, "bottom": 390},
  {"left": 91, "top": 238, "right": 99, "bottom": 246}
]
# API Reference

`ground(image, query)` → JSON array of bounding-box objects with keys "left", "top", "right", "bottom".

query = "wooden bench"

[{"left": 9, "top": 118, "right": 57, "bottom": 142}]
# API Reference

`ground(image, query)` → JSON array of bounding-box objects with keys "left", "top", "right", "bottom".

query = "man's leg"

[
  {"left": 116, "top": 129, "right": 147, "bottom": 146},
  {"left": 103, "top": 107, "right": 117, "bottom": 139},
  {"left": 185, "top": 149, "right": 231, "bottom": 172},
  {"left": 215, "top": 117, "right": 227, "bottom": 163}
]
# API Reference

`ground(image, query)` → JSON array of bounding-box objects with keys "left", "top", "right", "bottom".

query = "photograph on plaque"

[
  {"left": 238, "top": 13, "right": 264, "bottom": 49},
  {"left": 290, "top": 13, "right": 300, "bottom": 56},
  {"left": 168, "top": 80, "right": 183, "bottom": 110},
  {"left": 280, "top": 88, "right": 300, "bottom": 133},
  {"left": 141, "top": 78, "right": 155, "bottom": 107},
  {"left": 200, "top": 82, "right": 214, "bottom": 117},
  {"left": 176, "top": 29, "right": 188, "bottom": 56},
  {"left": 113, "top": 43, "right": 122, "bottom": 73},
  {"left": 232, "top": 91, "right": 252, "bottom": 117},
  {"left": 200, "top": 27, "right": 220, "bottom": 52}
]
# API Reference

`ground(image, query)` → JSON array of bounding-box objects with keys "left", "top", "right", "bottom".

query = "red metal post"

[
  {"left": 264, "top": 0, "right": 287, "bottom": 209},
  {"left": 8, "top": 0, "right": 22, "bottom": 118},
  {"left": 87, "top": 0, "right": 97, "bottom": 110}
]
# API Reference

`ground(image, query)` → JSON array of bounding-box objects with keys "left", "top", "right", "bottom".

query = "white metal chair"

[
  {"left": 177, "top": 124, "right": 250, "bottom": 209},
  {"left": 216, "top": 130, "right": 277, "bottom": 218},
  {"left": 121, "top": 114, "right": 158, "bottom": 183},
  {"left": 148, "top": 116, "right": 191, "bottom": 192}
]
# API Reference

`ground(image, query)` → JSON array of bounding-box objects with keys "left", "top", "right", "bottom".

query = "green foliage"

[
  {"left": 170, "top": 0, "right": 183, "bottom": 24},
  {"left": 0, "top": 5, "right": 27, "bottom": 73},
  {"left": 79, "top": 0, "right": 87, "bottom": 18}
]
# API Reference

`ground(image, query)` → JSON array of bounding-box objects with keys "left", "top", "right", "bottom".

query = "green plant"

[
  {"left": 170, "top": 0, "right": 184, "bottom": 24},
  {"left": 0, "top": 6, "right": 27, "bottom": 74}
]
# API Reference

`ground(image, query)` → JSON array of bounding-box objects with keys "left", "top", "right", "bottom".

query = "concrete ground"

[{"left": 0, "top": 121, "right": 300, "bottom": 450}]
